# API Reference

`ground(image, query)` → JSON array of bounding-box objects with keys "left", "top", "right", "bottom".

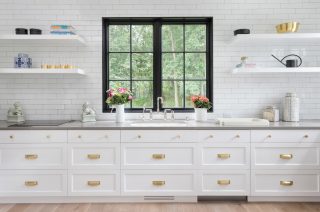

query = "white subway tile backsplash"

[{"left": 0, "top": 0, "right": 320, "bottom": 120}]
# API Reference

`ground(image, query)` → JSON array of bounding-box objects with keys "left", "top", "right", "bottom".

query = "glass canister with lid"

[{"left": 262, "top": 106, "right": 280, "bottom": 122}]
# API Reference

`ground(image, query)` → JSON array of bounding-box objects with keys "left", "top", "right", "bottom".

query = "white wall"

[{"left": 0, "top": 0, "right": 320, "bottom": 120}]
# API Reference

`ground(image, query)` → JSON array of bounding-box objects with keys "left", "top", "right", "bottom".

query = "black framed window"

[{"left": 102, "top": 17, "right": 213, "bottom": 112}]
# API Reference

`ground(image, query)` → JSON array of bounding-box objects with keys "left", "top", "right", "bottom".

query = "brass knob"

[
  {"left": 304, "top": 135, "right": 309, "bottom": 138},
  {"left": 9, "top": 135, "right": 14, "bottom": 139},
  {"left": 267, "top": 135, "right": 272, "bottom": 138},
  {"left": 236, "top": 135, "right": 240, "bottom": 138},
  {"left": 78, "top": 135, "right": 82, "bottom": 139},
  {"left": 46, "top": 135, "right": 51, "bottom": 139},
  {"left": 137, "top": 135, "right": 142, "bottom": 139},
  {"left": 209, "top": 135, "right": 214, "bottom": 138}
]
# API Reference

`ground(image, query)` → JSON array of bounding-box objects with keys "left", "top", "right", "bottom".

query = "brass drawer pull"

[
  {"left": 25, "top": 154, "right": 38, "bottom": 160},
  {"left": 87, "top": 181, "right": 101, "bottom": 186},
  {"left": 280, "top": 154, "right": 293, "bottom": 159},
  {"left": 87, "top": 154, "right": 101, "bottom": 160},
  {"left": 304, "top": 135, "right": 309, "bottom": 138},
  {"left": 280, "top": 180, "right": 293, "bottom": 186},
  {"left": 25, "top": 181, "right": 38, "bottom": 187},
  {"left": 137, "top": 135, "right": 142, "bottom": 139},
  {"left": 217, "top": 153, "right": 231, "bottom": 159},
  {"left": 217, "top": 179, "right": 231, "bottom": 185},
  {"left": 152, "top": 154, "right": 166, "bottom": 160},
  {"left": 152, "top": 180, "right": 165, "bottom": 186},
  {"left": 9, "top": 135, "right": 14, "bottom": 139}
]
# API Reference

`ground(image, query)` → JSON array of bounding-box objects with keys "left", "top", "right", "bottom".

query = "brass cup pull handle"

[
  {"left": 87, "top": 181, "right": 101, "bottom": 186},
  {"left": 280, "top": 154, "right": 293, "bottom": 159},
  {"left": 152, "top": 180, "right": 165, "bottom": 186},
  {"left": 217, "top": 153, "right": 231, "bottom": 159},
  {"left": 25, "top": 154, "right": 38, "bottom": 160},
  {"left": 217, "top": 179, "right": 231, "bottom": 185},
  {"left": 25, "top": 181, "right": 38, "bottom": 187},
  {"left": 280, "top": 180, "right": 293, "bottom": 186},
  {"left": 152, "top": 154, "right": 166, "bottom": 160},
  {"left": 87, "top": 154, "right": 101, "bottom": 160}
]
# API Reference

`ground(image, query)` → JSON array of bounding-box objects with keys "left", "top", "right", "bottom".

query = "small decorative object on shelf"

[
  {"left": 14, "top": 53, "right": 32, "bottom": 68},
  {"left": 276, "top": 22, "right": 299, "bottom": 33},
  {"left": 81, "top": 102, "right": 96, "bottom": 123},
  {"left": 50, "top": 25, "right": 76, "bottom": 35},
  {"left": 15, "top": 28, "right": 28, "bottom": 35},
  {"left": 106, "top": 87, "right": 133, "bottom": 123},
  {"left": 233, "top": 28, "right": 250, "bottom": 36},
  {"left": 235, "top": 56, "right": 256, "bottom": 69},
  {"left": 271, "top": 54, "right": 302, "bottom": 68},
  {"left": 262, "top": 106, "right": 280, "bottom": 122},
  {"left": 191, "top": 95, "right": 212, "bottom": 122},
  {"left": 7, "top": 102, "right": 25, "bottom": 123},
  {"left": 29, "top": 28, "right": 42, "bottom": 35},
  {"left": 283, "top": 92, "right": 300, "bottom": 122}
]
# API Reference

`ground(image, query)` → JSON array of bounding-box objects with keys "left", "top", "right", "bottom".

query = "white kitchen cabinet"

[
  {"left": 121, "top": 143, "right": 197, "bottom": 169},
  {"left": 197, "top": 130, "right": 250, "bottom": 143},
  {"left": 199, "top": 143, "right": 250, "bottom": 169},
  {"left": 251, "top": 130, "right": 320, "bottom": 143},
  {"left": 252, "top": 142, "right": 320, "bottom": 169},
  {"left": 0, "top": 130, "right": 67, "bottom": 143},
  {"left": 121, "top": 170, "right": 197, "bottom": 196},
  {"left": 68, "top": 143, "right": 120, "bottom": 169},
  {"left": 68, "top": 130, "right": 120, "bottom": 143},
  {"left": 121, "top": 130, "right": 198, "bottom": 143},
  {"left": 0, "top": 128, "right": 319, "bottom": 202},
  {"left": 0, "top": 170, "right": 67, "bottom": 196},
  {"left": 199, "top": 170, "right": 249, "bottom": 196},
  {"left": 251, "top": 170, "right": 320, "bottom": 196},
  {"left": 0, "top": 144, "right": 67, "bottom": 170},
  {"left": 68, "top": 170, "right": 120, "bottom": 196}
]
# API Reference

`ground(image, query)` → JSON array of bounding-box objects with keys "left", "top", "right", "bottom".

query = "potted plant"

[
  {"left": 106, "top": 87, "right": 133, "bottom": 122},
  {"left": 191, "top": 95, "right": 212, "bottom": 122}
]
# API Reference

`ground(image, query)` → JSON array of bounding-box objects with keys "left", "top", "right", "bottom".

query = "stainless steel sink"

[{"left": 129, "top": 120, "right": 188, "bottom": 127}]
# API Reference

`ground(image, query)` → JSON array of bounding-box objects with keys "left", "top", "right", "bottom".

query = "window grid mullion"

[
  {"left": 183, "top": 24, "right": 186, "bottom": 108},
  {"left": 129, "top": 24, "right": 133, "bottom": 109}
]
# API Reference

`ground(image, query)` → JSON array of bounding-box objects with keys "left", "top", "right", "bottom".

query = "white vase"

[
  {"left": 194, "top": 108, "right": 208, "bottom": 122},
  {"left": 115, "top": 104, "right": 125, "bottom": 123}
]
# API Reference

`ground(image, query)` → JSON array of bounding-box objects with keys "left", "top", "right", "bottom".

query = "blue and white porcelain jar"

[{"left": 14, "top": 53, "right": 32, "bottom": 68}]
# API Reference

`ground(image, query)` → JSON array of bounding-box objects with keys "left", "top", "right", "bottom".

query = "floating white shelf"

[
  {"left": 232, "top": 67, "right": 320, "bottom": 74},
  {"left": 230, "top": 33, "right": 320, "bottom": 45},
  {"left": 0, "top": 34, "right": 86, "bottom": 45},
  {"left": 0, "top": 68, "right": 86, "bottom": 75}
]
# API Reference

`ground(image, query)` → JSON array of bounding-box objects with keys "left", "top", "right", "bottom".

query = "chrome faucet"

[
  {"left": 157, "top": 97, "right": 163, "bottom": 113},
  {"left": 164, "top": 109, "right": 175, "bottom": 120}
]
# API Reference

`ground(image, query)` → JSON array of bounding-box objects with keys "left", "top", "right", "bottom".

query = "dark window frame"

[{"left": 102, "top": 17, "right": 213, "bottom": 113}]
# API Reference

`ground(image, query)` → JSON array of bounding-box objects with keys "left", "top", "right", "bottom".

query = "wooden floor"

[{"left": 1, "top": 202, "right": 320, "bottom": 212}]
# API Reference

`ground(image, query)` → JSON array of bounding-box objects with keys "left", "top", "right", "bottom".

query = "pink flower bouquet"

[{"left": 106, "top": 87, "right": 133, "bottom": 105}]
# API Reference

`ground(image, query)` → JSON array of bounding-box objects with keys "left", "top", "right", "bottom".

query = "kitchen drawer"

[
  {"left": 121, "top": 143, "right": 196, "bottom": 169},
  {"left": 251, "top": 130, "right": 320, "bottom": 143},
  {"left": 0, "top": 170, "right": 67, "bottom": 196},
  {"left": 251, "top": 170, "right": 320, "bottom": 196},
  {"left": 0, "top": 130, "right": 67, "bottom": 143},
  {"left": 252, "top": 143, "right": 320, "bottom": 169},
  {"left": 199, "top": 143, "right": 249, "bottom": 169},
  {"left": 198, "top": 130, "right": 250, "bottom": 143},
  {"left": 0, "top": 144, "right": 67, "bottom": 169},
  {"left": 68, "top": 130, "right": 120, "bottom": 143},
  {"left": 68, "top": 143, "right": 120, "bottom": 169},
  {"left": 122, "top": 170, "right": 196, "bottom": 196},
  {"left": 199, "top": 170, "right": 249, "bottom": 196},
  {"left": 121, "top": 130, "right": 198, "bottom": 143},
  {"left": 68, "top": 170, "right": 120, "bottom": 196}
]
